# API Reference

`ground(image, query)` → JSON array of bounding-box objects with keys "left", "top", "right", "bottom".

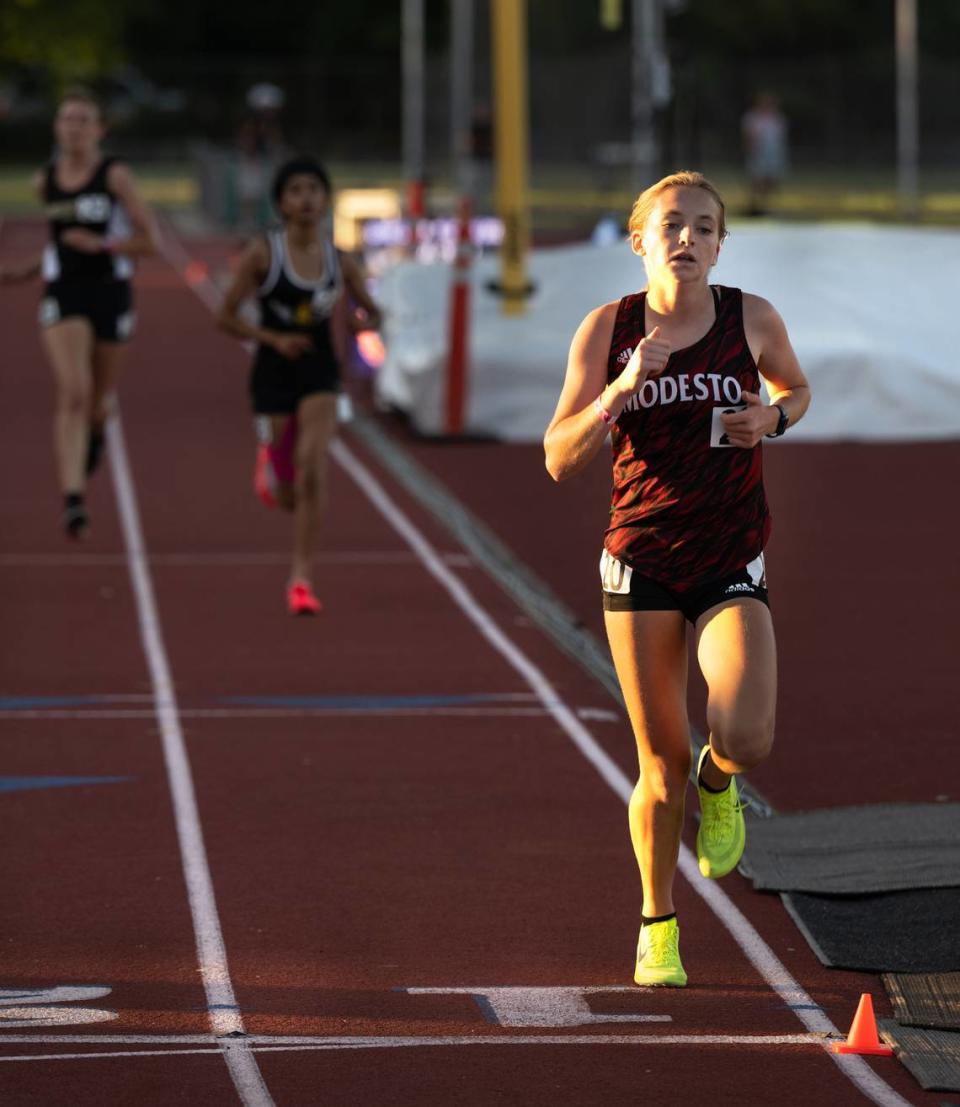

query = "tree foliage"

[{"left": 0, "top": 0, "right": 128, "bottom": 88}]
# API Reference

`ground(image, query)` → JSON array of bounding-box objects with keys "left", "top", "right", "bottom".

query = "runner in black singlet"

[
  {"left": 218, "top": 156, "right": 381, "bottom": 616},
  {"left": 0, "top": 87, "right": 159, "bottom": 538},
  {"left": 544, "top": 171, "right": 810, "bottom": 987}
]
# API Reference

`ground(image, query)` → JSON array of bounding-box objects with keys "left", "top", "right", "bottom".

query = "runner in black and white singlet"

[
  {"left": 0, "top": 87, "right": 159, "bottom": 538},
  {"left": 250, "top": 223, "right": 343, "bottom": 414},
  {"left": 218, "top": 156, "right": 382, "bottom": 616},
  {"left": 545, "top": 172, "right": 810, "bottom": 988}
]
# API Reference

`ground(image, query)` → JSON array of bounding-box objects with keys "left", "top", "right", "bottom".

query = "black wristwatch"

[{"left": 766, "top": 404, "right": 789, "bottom": 438}]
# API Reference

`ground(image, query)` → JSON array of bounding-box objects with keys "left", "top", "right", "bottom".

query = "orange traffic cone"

[{"left": 831, "top": 993, "right": 894, "bottom": 1056}]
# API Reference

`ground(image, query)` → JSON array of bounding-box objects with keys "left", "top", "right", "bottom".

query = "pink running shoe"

[{"left": 287, "top": 579, "right": 322, "bottom": 616}]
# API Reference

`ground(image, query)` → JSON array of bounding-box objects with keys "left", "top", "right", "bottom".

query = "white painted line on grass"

[
  {"left": 331, "top": 438, "right": 912, "bottom": 1107},
  {"left": 106, "top": 413, "right": 274, "bottom": 1107}
]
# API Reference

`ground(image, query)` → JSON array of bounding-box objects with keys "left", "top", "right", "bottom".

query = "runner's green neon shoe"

[
  {"left": 696, "top": 744, "right": 746, "bottom": 879},
  {"left": 634, "top": 917, "right": 687, "bottom": 987}
]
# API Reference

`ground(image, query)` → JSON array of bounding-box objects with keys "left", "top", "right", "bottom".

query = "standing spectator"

[
  {"left": 235, "top": 83, "right": 289, "bottom": 230},
  {"left": 741, "top": 92, "right": 788, "bottom": 217}
]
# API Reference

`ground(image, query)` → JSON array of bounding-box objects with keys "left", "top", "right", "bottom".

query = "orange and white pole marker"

[
  {"left": 445, "top": 196, "right": 473, "bottom": 435},
  {"left": 405, "top": 179, "right": 427, "bottom": 256}
]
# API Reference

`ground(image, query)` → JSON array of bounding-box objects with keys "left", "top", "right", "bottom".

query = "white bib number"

[
  {"left": 710, "top": 404, "right": 746, "bottom": 448},
  {"left": 600, "top": 549, "right": 633, "bottom": 595}
]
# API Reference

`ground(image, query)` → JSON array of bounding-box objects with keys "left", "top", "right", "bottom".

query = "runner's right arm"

[
  {"left": 544, "top": 303, "right": 670, "bottom": 482},
  {"left": 0, "top": 171, "right": 45, "bottom": 284},
  {"left": 0, "top": 255, "right": 42, "bottom": 284}
]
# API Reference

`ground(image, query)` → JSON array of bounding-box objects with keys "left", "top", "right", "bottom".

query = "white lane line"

[
  {"left": 0, "top": 1032, "right": 826, "bottom": 1063},
  {"left": 0, "top": 1031, "right": 818, "bottom": 1044},
  {"left": 330, "top": 438, "right": 912, "bottom": 1107},
  {"left": 0, "top": 707, "right": 553, "bottom": 721},
  {"left": 159, "top": 223, "right": 222, "bottom": 311},
  {"left": 0, "top": 550, "right": 441, "bottom": 567},
  {"left": 106, "top": 413, "right": 274, "bottom": 1107}
]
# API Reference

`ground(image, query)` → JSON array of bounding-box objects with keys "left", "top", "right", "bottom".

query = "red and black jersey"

[{"left": 604, "top": 285, "right": 771, "bottom": 592}]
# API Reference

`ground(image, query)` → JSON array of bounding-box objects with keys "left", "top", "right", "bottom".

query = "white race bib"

[
  {"left": 599, "top": 549, "right": 633, "bottom": 595},
  {"left": 710, "top": 404, "right": 746, "bottom": 448}
]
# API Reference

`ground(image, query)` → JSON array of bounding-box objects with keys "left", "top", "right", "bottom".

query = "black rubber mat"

[
  {"left": 884, "top": 972, "right": 960, "bottom": 1031},
  {"left": 878, "top": 1021, "right": 960, "bottom": 1092},
  {"left": 783, "top": 888, "right": 960, "bottom": 973},
  {"left": 739, "top": 803, "right": 960, "bottom": 894}
]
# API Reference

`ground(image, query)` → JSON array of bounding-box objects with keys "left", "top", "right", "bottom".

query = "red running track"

[{"left": 0, "top": 217, "right": 952, "bottom": 1105}]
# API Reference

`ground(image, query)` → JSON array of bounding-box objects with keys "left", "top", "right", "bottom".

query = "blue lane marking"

[
  {"left": 0, "top": 693, "right": 533, "bottom": 711},
  {"left": 471, "top": 995, "right": 502, "bottom": 1026},
  {"left": 0, "top": 696, "right": 116, "bottom": 710},
  {"left": 0, "top": 776, "right": 134, "bottom": 794},
  {"left": 219, "top": 693, "right": 530, "bottom": 710}
]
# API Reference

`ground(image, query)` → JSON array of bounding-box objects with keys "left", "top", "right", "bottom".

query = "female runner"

[
  {"left": 544, "top": 171, "right": 810, "bottom": 987},
  {"left": 0, "top": 87, "right": 160, "bottom": 537},
  {"left": 218, "top": 156, "right": 381, "bottom": 616}
]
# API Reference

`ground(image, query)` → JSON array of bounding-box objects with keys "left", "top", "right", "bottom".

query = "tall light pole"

[
  {"left": 895, "top": 0, "right": 919, "bottom": 218},
  {"left": 630, "top": 0, "right": 670, "bottom": 192},
  {"left": 491, "top": 0, "right": 531, "bottom": 315},
  {"left": 403, "top": 0, "right": 426, "bottom": 219},
  {"left": 450, "top": 0, "right": 474, "bottom": 199}
]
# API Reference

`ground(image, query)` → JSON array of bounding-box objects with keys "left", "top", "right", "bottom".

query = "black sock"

[
  {"left": 698, "top": 749, "right": 731, "bottom": 793},
  {"left": 64, "top": 492, "right": 84, "bottom": 509},
  {"left": 641, "top": 911, "right": 676, "bottom": 927},
  {"left": 86, "top": 426, "right": 105, "bottom": 475}
]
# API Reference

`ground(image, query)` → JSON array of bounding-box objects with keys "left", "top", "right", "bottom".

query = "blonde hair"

[{"left": 628, "top": 170, "right": 727, "bottom": 241}]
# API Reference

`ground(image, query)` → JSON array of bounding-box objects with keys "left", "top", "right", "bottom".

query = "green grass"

[
  {"left": 0, "top": 163, "right": 198, "bottom": 213},
  {"left": 3, "top": 161, "right": 959, "bottom": 228}
]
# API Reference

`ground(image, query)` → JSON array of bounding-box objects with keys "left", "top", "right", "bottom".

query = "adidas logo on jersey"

[
  {"left": 724, "top": 582, "right": 756, "bottom": 594},
  {"left": 616, "top": 347, "right": 634, "bottom": 365}
]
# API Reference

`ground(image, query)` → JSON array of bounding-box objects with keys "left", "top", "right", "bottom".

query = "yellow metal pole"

[
  {"left": 492, "top": 0, "right": 531, "bottom": 316},
  {"left": 600, "top": 0, "right": 623, "bottom": 31}
]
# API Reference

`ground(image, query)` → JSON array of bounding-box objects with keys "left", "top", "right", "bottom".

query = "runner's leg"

[
  {"left": 88, "top": 341, "right": 126, "bottom": 473},
  {"left": 695, "top": 598, "right": 777, "bottom": 786},
  {"left": 42, "top": 318, "right": 95, "bottom": 494},
  {"left": 90, "top": 341, "right": 126, "bottom": 426},
  {"left": 605, "top": 608, "right": 690, "bottom": 917},
  {"left": 290, "top": 392, "right": 337, "bottom": 585},
  {"left": 267, "top": 414, "right": 296, "bottom": 511}
]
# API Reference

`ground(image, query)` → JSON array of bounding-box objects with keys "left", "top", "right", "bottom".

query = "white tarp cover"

[{"left": 376, "top": 222, "right": 960, "bottom": 442}]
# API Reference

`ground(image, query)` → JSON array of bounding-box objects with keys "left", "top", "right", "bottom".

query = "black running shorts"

[
  {"left": 600, "top": 549, "right": 770, "bottom": 624},
  {"left": 250, "top": 346, "right": 340, "bottom": 415},
  {"left": 39, "top": 281, "right": 135, "bottom": 343}
]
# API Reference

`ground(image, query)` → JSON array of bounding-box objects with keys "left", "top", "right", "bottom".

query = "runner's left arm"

[
  {"left": 721, "top": 294, "right": 811, "bottom": 448},
  {"left": 339, "top": 251, "right": 382, "bottom": 333}
]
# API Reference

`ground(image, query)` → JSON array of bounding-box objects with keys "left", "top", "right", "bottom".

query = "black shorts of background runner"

[
  {"left": 250, "top": 346, "right": 340, "bottom": 415},
  {"left": 601, "top": 551, "right": 770, "bottom": 624},
  {"left": 39, "top": 280, "right": 135, "bottom": 343}
]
